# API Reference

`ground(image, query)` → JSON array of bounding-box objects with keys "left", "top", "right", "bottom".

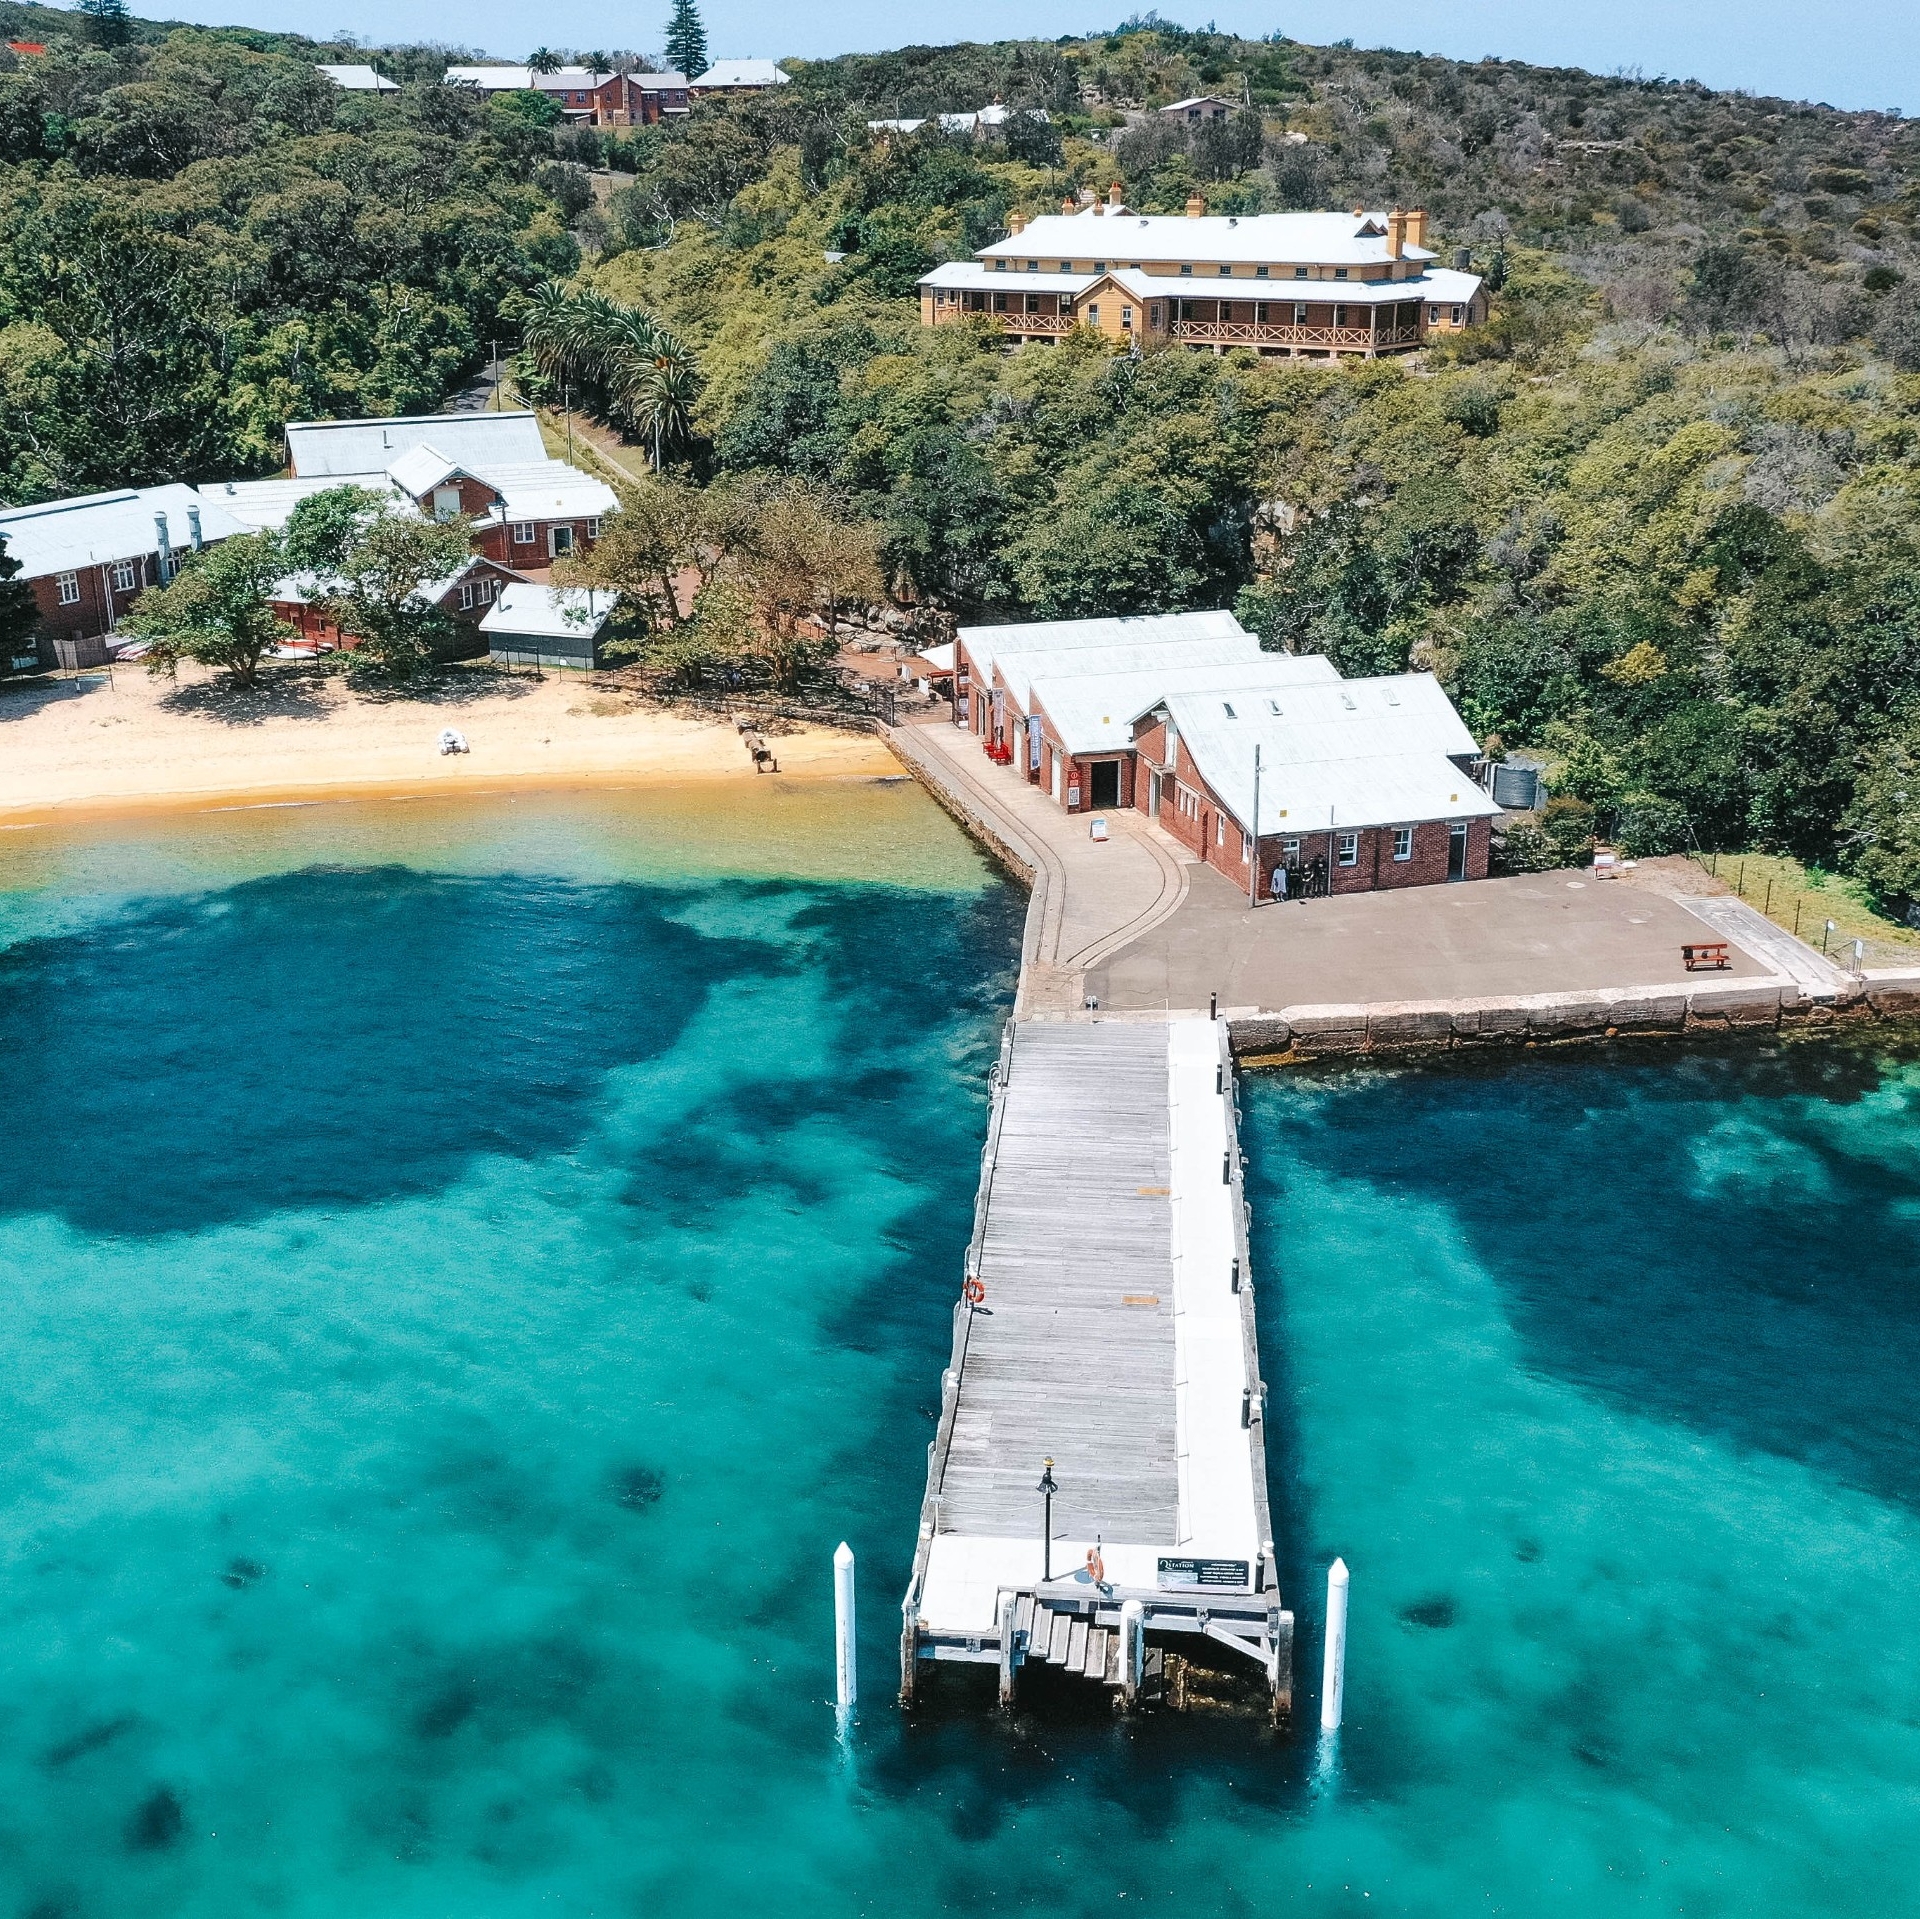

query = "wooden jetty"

[{"left": 900, "top": 1016, "right": 1292, "bottom": 1716}]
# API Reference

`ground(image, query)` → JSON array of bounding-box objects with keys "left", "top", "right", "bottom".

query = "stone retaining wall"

[{"left": 1229, "top": 975, "right": 1920, "bottom": 1062}]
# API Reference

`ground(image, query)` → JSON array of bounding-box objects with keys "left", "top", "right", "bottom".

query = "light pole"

[
  {"left": 1247, "top": 742, "right": 1262, "bottom": 909},
  {"left": 1038, "top": 1458, "right": 1057, "bottom": 1583}
]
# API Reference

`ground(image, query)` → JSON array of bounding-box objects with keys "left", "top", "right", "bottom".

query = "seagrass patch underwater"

[{"left": 1, "top": 784, "right": 1917, "bottom": 1916}]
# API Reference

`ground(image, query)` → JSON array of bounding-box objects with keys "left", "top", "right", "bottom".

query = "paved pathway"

[{"left": 1674, "top": 894, "right": 1853, "bottom": 996}]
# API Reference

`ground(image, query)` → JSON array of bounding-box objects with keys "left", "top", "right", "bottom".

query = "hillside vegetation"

[{"left": 3, "top": 10, "right": 1920, "bottom": 893}]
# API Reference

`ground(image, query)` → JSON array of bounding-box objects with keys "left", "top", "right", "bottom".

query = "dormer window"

[
  {"left": 1335, "top": 267, "right": 1349, "bottom": 279},
  {"left": 1256, "top": 264, "right": 1269, "bottom": 277},
  {"left": 995, "top": 259, "right": 1007, "bottom": 271},
  {"left": 1179, "top": 263, "right": 1193, "bottom": 275},
  {"left": 1217, "top": 264, "right": 1232, "bottom": 276},
  {"left": 1060, "top": 261, "right": 1073, "bottom": 272},
  {"left": 1294, "top": 266, "right": 1308, "bottom": 278},
  {"left": 1027, "top": 260, "right": 1039, "bottom": 271}
]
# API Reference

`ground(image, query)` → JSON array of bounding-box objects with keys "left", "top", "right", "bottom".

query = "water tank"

[
  {"left": 1491, "top": 763, "right": 1540, "bottom": 810},
  {"left": 1453, "top": 246, "right": 1473, "bottom": 271}
]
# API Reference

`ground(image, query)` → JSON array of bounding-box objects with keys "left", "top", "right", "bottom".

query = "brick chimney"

[
  {"left": 1107, "top": 181, "right": 1123, "bottom": 207},
  {"left": 1061, "top": 195, "right": 1076, "bottom": 213},
  {"left": 1009, "top": 210, "right": 1026, "bottom": 236},
  {"left": 1185, "top": 192, "right": 1205, "bottom": 218},
  {"left": 1406, "top": 208, "right": 1429, "bottom": 250},
  {"left": 1386, "top": 208, "right": 1406, "bottom": 258}
]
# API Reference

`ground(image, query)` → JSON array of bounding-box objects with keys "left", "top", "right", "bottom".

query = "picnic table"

[{"left": 1681, "top": 941, "right": 1731, "bottom": 972}]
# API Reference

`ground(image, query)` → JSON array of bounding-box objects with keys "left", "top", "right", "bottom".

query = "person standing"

[{"left": 1270, "top": 862, "right": 1288, "bottom": 904}]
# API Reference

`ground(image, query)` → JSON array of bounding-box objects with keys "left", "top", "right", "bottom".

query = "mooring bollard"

[
  {"left": 835, "top": 1542, "right": 857, "bottom": 1717},
  {"left": 1320, "top": 1557, "right": 1349, "bottom": 1732},
  {"left": 1120, "top": 1598, "right": 1145, "bottom": 1707}
]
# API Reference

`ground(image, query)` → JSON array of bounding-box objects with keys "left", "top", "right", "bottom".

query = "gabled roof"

[
  {"left": 1000, "top": 632, "right": 1264, "bottom": 711},
  {"left": 443, "top": 64, "right": 535, "bottom": 90},
  {"left": 386, "top": 444, "right": 477, "bottom": 499},
  {"left": 480, "top": 583, "right": 616, "bottom": 639},
  {"left": 285, "top": 410, "right": 547, "bottom": 479},
  {"left": 692, "top": 58, "right": 789, "bottom": 87},
  {"left": 980, "top": 209, "right": 1437, "bottom": 269},
  {"left": 270, "top": 552, "right": 524, "bottom": 610},
  {"left": 1155, "top": 673, "right": 1496, "bottom": 832},
  {"left": 0, "top": 485, "right": 250, "bottom": 578},
  {"left": 635, "top": 70, "right": 689, "bottom": 89},
  {"left": 957, "top": 608, "right": 1248, "bottom": 684},
  {"left": 317, "top": 63, "right": 399, "bottom": 91},
  {"left": 1161, "top": 95, "right": 1238, "bottom": 112}
]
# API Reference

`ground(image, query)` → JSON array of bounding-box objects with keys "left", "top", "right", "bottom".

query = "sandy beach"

[{"left": 0, "top": 663, "right": 900, "bottom": 822}]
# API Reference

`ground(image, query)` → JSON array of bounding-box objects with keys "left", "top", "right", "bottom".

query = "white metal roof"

[
  {"left": 317, "top": 63, "right": 399, "bottom": 90},
  {"left": 1157, "top": 673, "right": 1496, "bottom": 832},
  {"left": 193, "top": 476, "right": 410, "bottom": 532},
  {"left": 915, "top": 641, "right": 956, "bottom": 672},
  {"left": 982, "top": 210, "right": 1437, "bottom": 269},
  {"left": 692, "top": 58, "right": 789, "bottom": 87},
  {"left": 635, "top": 71, "right": 689, "bottom": 89},
  {"left": 386, "top": 445, "right": 470, "bottom": 498},
  {"left": 480, "top": 461, "right": 617, "bottom": 521},
  {"left": 285, "top": 411, "right": 547, "bottom": 478},
  {"left": 0, "top": 485, "right": 250, "bottom": 578},
  {"left": 925, "top": 260, "right": 1472, "bottom": 306},
  {"left": 1161, "top": 95, "right": 1238, "bottom": 111},
  {"left": 1030, "top": 653, "right": 1342, "bottom": 756},
  {"left": 958, "top": 608, "right": 1248, "bottom": 683},
  {"left": 270, "top": 553, "right": 519, "bottom": 609},
  {"left": 443, "top": 64, "right": 535, "bottom": 90},
  {"left": 480, "top": 583, "right": 616, "bottom": 640},
  {"left": 920, "top": 262, "right": 1158, "bottom": 299},
  {"left": 1000, "top": 633, "right": 1264, "bottom": 711},
  {"left": 1408, "top": 267, "right": 1486, "bottom": 305}
]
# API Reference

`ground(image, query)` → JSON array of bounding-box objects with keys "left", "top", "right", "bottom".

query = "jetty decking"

[{"left": 900, "top": 1017, "right": 1291, "bottom": 1714}]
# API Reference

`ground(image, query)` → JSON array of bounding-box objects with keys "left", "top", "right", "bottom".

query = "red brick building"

[
  {"left": 0, "top": 485, "right": 250, "bottom": 669},
  {"left": 269, "top": 554, "right": 528, "bottom": 657}
]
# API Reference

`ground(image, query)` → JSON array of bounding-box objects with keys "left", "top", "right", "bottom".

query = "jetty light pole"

[
  {"left": 1248, "top": 744, "right": 1262, "bottom": 909},
  {"left": 1038, "top": 1457, "right": 1057, "bottom": 1582}
]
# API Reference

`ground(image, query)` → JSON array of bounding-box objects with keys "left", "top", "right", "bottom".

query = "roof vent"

[
  {"left": 1340, "top": 693, "right": 1356, "bottom": 710},
  {"left": 1267, "top": 699, "right": 1281, "bottom": 714},
  {"left": 1385, "top": 687, "right": 1400, "bottom": 705},
  {"left": 1222, "top": 701, "right": 1236, "bottom": 718}
]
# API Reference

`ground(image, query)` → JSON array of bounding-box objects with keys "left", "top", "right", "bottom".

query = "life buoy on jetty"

[
  {"left": 1086, "top": 1542, "right": 1105, "bottom": 1584},
  {"left": 963, "top": 1276, "right": 985, "bottom": 1307}
]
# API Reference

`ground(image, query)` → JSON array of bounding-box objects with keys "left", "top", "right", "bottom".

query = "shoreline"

[{"left": 0, "top": 665, "right": 901, "bottom": 829}]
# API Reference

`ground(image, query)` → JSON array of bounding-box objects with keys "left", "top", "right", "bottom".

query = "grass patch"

[{"left": 1697, "top": 852, "right": 1920, "bottom": 967}]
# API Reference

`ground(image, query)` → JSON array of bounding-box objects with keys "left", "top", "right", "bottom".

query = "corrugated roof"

[
  {"left": 317, "top": 63, "right": 399, "bottom": 90},
  {"left": 1159, "top": 673, "right": 1496, "bottom": 832},
  {"left": 480, "top": 584, "right": 615, "bottom": 640},
  {"left": 924, "top": 261, "right": 1474, "bottom": 306},
  {"left": 982, "top": 210, "right": 1439, "bottom": 269},
  {"left": 959, "top": 609, "right": 1248, "bottom": 683},
  {"left": 481, "top": 460, "right": 617, "bottom": 520},
  {"left": 1030, "top": 653, "right": 1342, "bottom": 755},
  {"left": 286, "top": 411, "right": 546, "bottom": 479},
  {"left": 444, "top": 64, "right": 535, "bottom": 90},
  {"left": 999, "top": 633, "right": 1264, "bottom": 710},
  {"left": 386, "top": 445, "right": 470, "bottom": 498},
  {"left": 0, "top": 485, "right": 250, "bottom": 578},
  {"left": 194, "top": 476, "right": 410, "bottom": 532}
]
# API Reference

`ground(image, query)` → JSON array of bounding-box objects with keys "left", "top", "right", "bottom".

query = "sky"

[{"left": 139, "top": 0, "right": 1918, "bottom": 114}]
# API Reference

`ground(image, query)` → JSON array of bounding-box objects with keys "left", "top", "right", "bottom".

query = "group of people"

[{"left": 1267, "top": 856, "right": 1329, "bottom": 903}]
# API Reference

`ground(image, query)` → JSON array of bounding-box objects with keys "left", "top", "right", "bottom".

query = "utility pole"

[{"left": 1248, "top": 743, "right": 1262, "bottom": 908}]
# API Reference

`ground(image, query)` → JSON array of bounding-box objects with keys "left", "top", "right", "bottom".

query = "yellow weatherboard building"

[{"left": 919, "top": 191, "right": 1487, "bottom": 357}]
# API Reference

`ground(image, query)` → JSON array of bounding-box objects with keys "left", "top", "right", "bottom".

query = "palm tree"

[
  {"left": 527, "top": 46, "right": 562, "bottom": 74},
  {"left": 629, "top": 358, "right": 701, "bottom": 470},
  {"left": 512, "top": 281, "right": 582, "bottom": 381}
]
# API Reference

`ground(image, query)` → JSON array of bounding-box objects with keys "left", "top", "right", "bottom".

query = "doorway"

[
  {"left": 1447, "top": 822, "right": 1469, "bottom": 881},
  {"left": 1089, "top": 760, "right": 1121, "bottom": 808},
  {"left": 1148, "top": 771, "right": 1161, "bottom": 818},
  {"left": 1051, "top": 754, "right": 1063, "bottom": 803}
]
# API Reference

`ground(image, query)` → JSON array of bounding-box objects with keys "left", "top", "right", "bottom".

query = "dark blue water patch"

[
  {"left": 0, "top": 867, "right": 1021, "bottom": 1243},
  {"left": 1244, "top": 1039, "right": 1920, "bottom": 1514}
]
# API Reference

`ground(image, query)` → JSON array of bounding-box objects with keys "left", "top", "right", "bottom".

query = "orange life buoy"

[
  {"left": 963, "top": 1276, "right": 985, "bottom": 1306},
  {"left": 1086, "top": 1544, "right": 1105, "bottom": 1583}
]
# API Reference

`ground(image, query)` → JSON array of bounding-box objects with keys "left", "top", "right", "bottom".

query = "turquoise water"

[{"left": 2, "top": 789, "right": 1918, "bottom": 1915}]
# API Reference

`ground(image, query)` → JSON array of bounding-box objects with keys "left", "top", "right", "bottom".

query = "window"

[
  {"left": 1334, "top": 267, "right": 1349, "bottom": 280},
  {"left": 1294, "top": 266, "right": 1308, "bottom": 278},
  {"left": 1025, "top": 293, "right": 1041, "bottom": 313},
  {"left": 1060, "top": 261, "right": 1073, "bottom": 272},
  {"left": 1121, "top": 306, "right": 1134, "bottom": 328},
  {"left": 56, "top": 571, "right": 79, "bottom": 605},
  {"left": 1295, "top": 303, "right": 1309, "bottom": 324},
  {"left": 458, "top": 583, "right": 474, "bottom": 610},
  {"left": 549, "top": 525, "right": 574, "bottom": 557},
  {"left": 1087, "top": 304, "right": 1100, "bottom": 324},
  {"left": 993, "top": 291, "right": 1009, "bottom": 312},
  {"left": 1337, "top": 832, "right": 1359, "bottom": 867},
  {"left": 1282, "top": 837, "right": 1299, "bottom": 863},
  {"left": 995, "top": 259, "right": 1007, "bottom": 271},
  {"left": 1429, "top": 304, "right": 1441, "bottom": 323},
  {"left": 1241, "top": 829, "right": 1253, "bottom": 863},
  {"left": 1255, "top": 264, "right": 1270, "bottom": 277},
  {"left": 110, "top": 560, "right": 137, "bottom": 592},
  {"left": 587, "top": 517, "right": 601, "bottom": 537},
  {"left": 1216, "top": 814, "right": 1225, "bottom": 846},
  {"left": 513, "top": 522, "right": 535, "bottom": 544},
  {"left": 1150, "top": 304, "right": 1163, "bottom": 327},
  {"left": 1176, "top": 784, "right": 1201, "bottom": 821},
  {"left": 1393, "top": 827, "right": 1413, "bottom": 862},
  {"left": 1452, "top": 304, "right": 1464, "bottom": 325},
  {"left": 1179, "top": 263, "right": 1193, "bottom": 276},
  {"left": 1026, "top": 260, "right": 1039, "bottom": 271}
]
